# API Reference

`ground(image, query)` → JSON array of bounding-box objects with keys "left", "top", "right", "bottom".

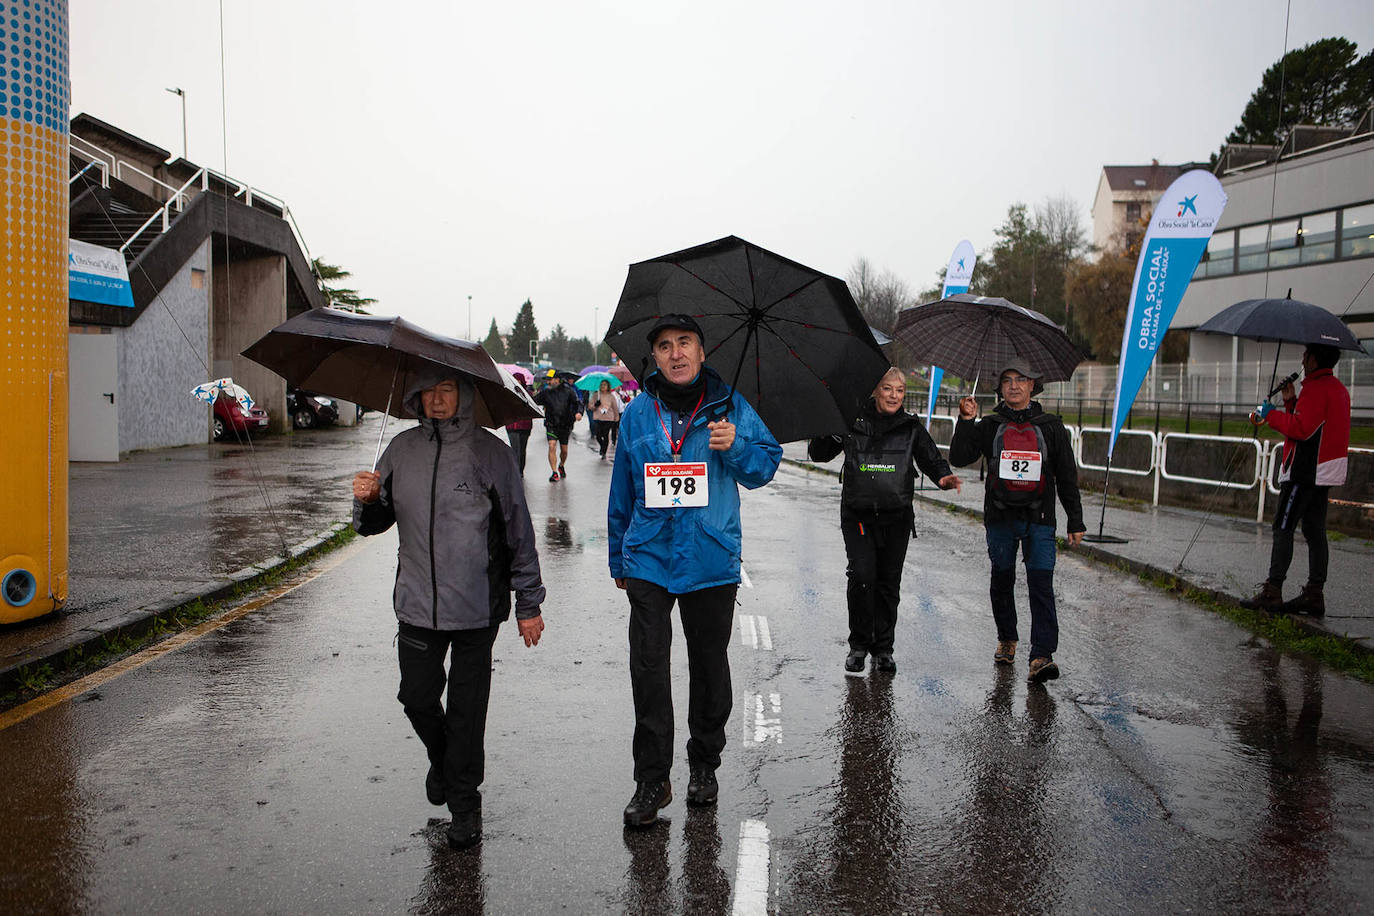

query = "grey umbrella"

[
  {"left": 891, "top": 294, "right": 1082, "bottom": 386},
  {"left": 1196, "top": 297, "right": 1368, "bottom": 352}
]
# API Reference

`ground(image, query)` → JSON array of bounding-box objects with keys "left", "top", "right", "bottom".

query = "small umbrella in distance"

[
  {"left": 575, "top": 370, "right": 622, "bottom": 392},
  {"left": 604, "top": 235, "right": 889, "bottom": 443},
  {"left": 891, "top": 293, "right": 1082, "bottom": 389},
  {"left": 242, "top": 308, "right": 541, "bottom": 467}
]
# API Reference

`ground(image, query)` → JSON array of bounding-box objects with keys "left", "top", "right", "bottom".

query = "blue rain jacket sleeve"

[{"left": 607, "top": 374, "right": 781, "bottom": 593}]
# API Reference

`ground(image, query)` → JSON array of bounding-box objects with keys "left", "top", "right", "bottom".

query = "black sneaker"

[
  {"left": 559, "top": 464, "right": 567, "bottom": 478},
  {"left": 872, "top": 654, "right": 897, "bottom": 674},
  {"left": 623, "top": 780, "right": 672, "bottom": 827},
  {"left": 446, "top": 808, "right": 482, "bottom": 850},
  {"left": 686, "top": 764, "right": 718, "bottom": 806},
  {"left": 425, "top": 764, "right": 445, "bottom": 806},
  {"left": 549, "top": 471, "right": 560, "bottom": 482},
  {"left": 844, "top": 650, "right": 866, "bottom": 675}
]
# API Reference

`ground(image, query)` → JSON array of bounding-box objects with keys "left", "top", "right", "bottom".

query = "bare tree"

[{"left": 847, "top": 257, "right": 911, "bottom": 335}]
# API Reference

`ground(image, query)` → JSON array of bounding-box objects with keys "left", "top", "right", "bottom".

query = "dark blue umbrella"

[{"left": 1196, "top": 297, "right": 1367, "bottom": 352}]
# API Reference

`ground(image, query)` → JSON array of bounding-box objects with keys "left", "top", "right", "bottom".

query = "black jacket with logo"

[
  {"left": 808, "top": 402, "right": 952, "bottom": 524},
  {"left": 949, "top": 401, "right": 1085, "bottom": 532}
]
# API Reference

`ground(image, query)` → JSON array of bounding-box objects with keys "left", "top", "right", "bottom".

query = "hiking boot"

[
  {"left": 994, "top": 640, "right": 1018, "bottom": 665},
  {"left": 623, "top": 780, "right": 672, "bottom": 827},
  {"left": 425, "top": 764, "right": 445, "bottom": 807},
  {"left": 1028, "top": 656, "right": 1060, "bottom": 683},
  {"left": 686, "top": 764, "right": 718, "bottom": 806},
  {"left": 1239, "top": 580, "right": 1283, "bottom": 612},
  {"left": 843, "top": 650, "right": 866, "bottom": 675},
  {"left": 549, "top": 471, "right": 560, "bottom": 482},
  {"left": 872, "top": 654, "right": 897, "bottom": 674},
  {"left": 446, "top": 808, "right": 482, "bottom": 850},
  {"left": 1280, "top": 583, "right": 1325, "bottom": 617}
]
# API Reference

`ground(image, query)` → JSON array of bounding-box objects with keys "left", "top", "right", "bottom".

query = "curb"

[
  {"left": 781, "top": 457, "right": 1371, "bottom": 658},
  {"left": 0, "top": 521, "right": 351, "bottom": 696}
]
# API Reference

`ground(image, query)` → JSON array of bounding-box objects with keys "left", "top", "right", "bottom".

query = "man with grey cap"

[
  {"left": 351, "top": 369, "right": 546, "bottom": 850},
  {"left": 608, "top": 313, "right": 781, "bottom": 827},
  {"left": 949, "top": 361, "right": 1084, "bottom": 683}
]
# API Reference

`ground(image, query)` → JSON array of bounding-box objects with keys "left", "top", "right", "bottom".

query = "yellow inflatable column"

[{"left": 1, "top": 0, "right": 70, "bottom": 622}]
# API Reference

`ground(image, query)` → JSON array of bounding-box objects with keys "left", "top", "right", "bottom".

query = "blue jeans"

[{"left": 985, "top": 520, "right": 1058, "bottom": 659}]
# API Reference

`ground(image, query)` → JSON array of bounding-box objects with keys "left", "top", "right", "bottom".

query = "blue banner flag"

[
  {"left": 69, "top": 239, "right": 135, "bottom": 308},
  {"left": 926, "top": 239, "right": 976, "bottom": 420},
  {"left": 1108, "top": 171, "right": 1227, "bottom": 457}
]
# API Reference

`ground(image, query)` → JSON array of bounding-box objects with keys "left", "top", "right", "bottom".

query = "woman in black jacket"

[{"left": 808, "top": 368, "right": 961, "bottom": 674}]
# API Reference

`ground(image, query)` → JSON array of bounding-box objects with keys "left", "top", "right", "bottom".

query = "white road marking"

[
  {"left": 737, "top": 614, "right": 774, "bottom": 650},
  {"left": 739, "top": 564, "right": 753, "bottom": 589},
  {"left": 744, "top": 691, "right": 783, "bottom": 744},
  {"left": 731, "top": 819, "right": 771, "bottom": 916}
]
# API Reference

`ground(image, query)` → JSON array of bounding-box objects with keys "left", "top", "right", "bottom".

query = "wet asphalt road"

[{"left": 2, "top": 425, "right": 1374, "bottom": 914}]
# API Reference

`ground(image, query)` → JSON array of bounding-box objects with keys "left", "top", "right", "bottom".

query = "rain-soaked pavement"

[{"left": 2, "top": 424, "right": 1374, "bottom": 913}]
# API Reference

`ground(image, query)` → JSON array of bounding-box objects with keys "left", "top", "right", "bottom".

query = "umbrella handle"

[{"left": 371, "top": 363, "right": 399, "bottom": 472}]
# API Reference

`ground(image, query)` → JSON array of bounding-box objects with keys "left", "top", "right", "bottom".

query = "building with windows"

[
  {"left": 1090, "top": 161, "right": 1194, "bottom": 252},
  {"left": 1175, "top": 114, "right": 1374, "bottom": 372}
]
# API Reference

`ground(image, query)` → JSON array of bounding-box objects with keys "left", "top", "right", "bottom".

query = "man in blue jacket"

[{"left": 608, "top": 314, "right": 782, "bottom": 827}]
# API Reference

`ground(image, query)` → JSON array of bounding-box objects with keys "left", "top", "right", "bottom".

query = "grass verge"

[{"left": 0, "top": 525, "right": 357, "bottom": 712}]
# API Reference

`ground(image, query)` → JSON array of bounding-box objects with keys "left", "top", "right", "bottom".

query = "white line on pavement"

[
  {"left": 731, "top": 819, "right": 771, "bottom": 916},
  {"left": 743, "top": 691, "right": 783, "bottom": 744},
  {"left": 737, "top": 614, "right": 774, "bottom": 651}
]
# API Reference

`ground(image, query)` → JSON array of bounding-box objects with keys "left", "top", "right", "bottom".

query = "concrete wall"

[
  {"left": 116, "top": 239, "right": 212, "bottom": 453},
  {"left": 1175, "top": 140, "right": 1374, "bottom": 333},
  {"left": 213, "top": 254, "right": 287, "bottom": 431}
]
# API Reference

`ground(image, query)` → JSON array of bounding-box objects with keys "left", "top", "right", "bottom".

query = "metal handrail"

[
  {"left": 1159, "top": 432, "right": 1263, "bottom": 490},
  {"left": 70, "top": 135, "right": 115, "bottom": 173},
  {"left": 1075, "top": 427, "right": 1157, "bottom": 476},
  {"left": 114, "top": 159, "right": 189, "bottom": 206},
  {"left": 68, "top": 158, "right": 105, "bottom": 187}
]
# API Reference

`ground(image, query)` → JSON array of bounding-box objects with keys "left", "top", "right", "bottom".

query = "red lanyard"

[{"left": 654, "top": 391, "right": 706, "bottom": 459}]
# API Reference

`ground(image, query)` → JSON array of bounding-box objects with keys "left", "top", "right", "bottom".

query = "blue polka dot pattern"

[{"left": 0, "top": 0, "right": 67, "bottom": 132}]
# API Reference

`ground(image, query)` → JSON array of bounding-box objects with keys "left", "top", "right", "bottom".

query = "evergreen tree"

[
  {"left": 482, "top": 318, "right": 507, "bottom": 361},
  {"left": 1227, "top": 38, "right": 1373, "bottom": 146},
  {"left": 542, "top": 324, "right": 571, "bottom": 365},
  {"left": 311, "top": 258, "right": 377, "bottom": 312},
  {"left": 566, "top": 336, "right": 595, "bottom": 367},
  {"left": 508, "top": 299, "right": 539, "bottom": 363}
]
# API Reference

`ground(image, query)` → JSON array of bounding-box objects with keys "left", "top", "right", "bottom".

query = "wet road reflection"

[{"left": 411, "top": 819, "right": 487, "bottom": 915}]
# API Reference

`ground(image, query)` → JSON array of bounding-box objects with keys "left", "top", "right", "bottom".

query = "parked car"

[
  {"left": 288, "top": 388, "right": 340, "bottom": 429},
  {"left": 213, "top": 385, "right": 270, "bottom": 441}
]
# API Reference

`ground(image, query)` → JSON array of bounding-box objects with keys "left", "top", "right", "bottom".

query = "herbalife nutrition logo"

[{"left": 859, "top": 463, "right": 897, "bottom": 472}]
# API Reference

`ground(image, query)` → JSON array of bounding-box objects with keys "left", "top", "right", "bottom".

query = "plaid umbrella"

[
  {"left": 891, "top": 294, "right": 1082, "bottom": 385},
  {"left": 604, "top": 235, "right": 889, "bottom": 443}
]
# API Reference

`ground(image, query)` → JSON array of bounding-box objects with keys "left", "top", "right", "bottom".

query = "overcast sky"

[{"left": 70, "top": 0, "right": 1374, "bottom": 345}]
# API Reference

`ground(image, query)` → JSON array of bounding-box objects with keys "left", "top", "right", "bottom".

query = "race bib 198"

[
  {"left": 644, "top": 461, "right": 709, "bottom": 508},
  {"left": 999, "top": 450, "right": 1042, "bottom": 482}
]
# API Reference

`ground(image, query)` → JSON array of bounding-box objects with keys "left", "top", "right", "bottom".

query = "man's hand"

[
  {"left": 1249, "top": 402, "right": 1273, "bottom": 426},
  {"left": 708, "top": 419, "right": 735, "bottom": 451},
  {"left": 938, "top": 474, "right": 962, "bottom": 493},
  {"left": 958, "top": 396, "right": 979, "bottom": 420},
  {"left": 1280, "top": 379, "right": 1296, "bottom": 400},
  {"left": 615, "top": 578, "right": 627, "bottom": 590},
  {"left": 1066, "top": 531, "right": 1084, "bottom": 548},
  {"left": 517, "top": 615, "right": 545, "bottom": 647},
  {"left": 353, "top": 470, "right": 380, "bottom": 503}
]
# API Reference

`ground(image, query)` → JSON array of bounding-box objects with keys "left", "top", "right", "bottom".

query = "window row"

[{"left": 1195, "top": 201, "right": 1374, "bottom": 279}]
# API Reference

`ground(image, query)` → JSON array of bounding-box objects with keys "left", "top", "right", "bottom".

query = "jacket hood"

[{"left": 402, "top": 369, "right": 477, "bottom": 437}]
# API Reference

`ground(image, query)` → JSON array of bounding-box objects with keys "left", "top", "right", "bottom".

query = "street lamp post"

[
  {"left": 165, "top": 87, "right": 187, "bottom": 160},
  {"left": 467, "top": 295, "right": 472, "bottom": 340},
  {"left": 593, "top": 306, "right": 599, "bottom": 362}
]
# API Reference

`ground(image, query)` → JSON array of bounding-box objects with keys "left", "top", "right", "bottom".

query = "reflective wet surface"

[{"left": 3, "top": 426, "right": 1374, "bottom": 913}]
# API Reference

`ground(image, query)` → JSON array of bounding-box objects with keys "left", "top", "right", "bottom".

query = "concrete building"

[
  {"left": 66, "top": 114, "right": 328, "bottom": 460},
  {"left": 1174, "top": 115, "right": 1374, "bottom": 382}
]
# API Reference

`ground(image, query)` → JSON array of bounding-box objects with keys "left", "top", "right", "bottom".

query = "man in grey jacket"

[{"left": 352, "top": 369, "right": 546, "bottom": 850}]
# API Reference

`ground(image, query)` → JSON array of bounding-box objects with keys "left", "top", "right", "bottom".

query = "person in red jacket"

[{"left": 1242, "top": 343, "right": 1351, "bottom": 617}]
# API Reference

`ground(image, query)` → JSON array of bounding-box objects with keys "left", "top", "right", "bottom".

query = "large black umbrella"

[
  {"left": 891, "top": 294, "right": 1082, "bottom": 385},
  {"left": 1196, "top": 297, "right": 1368, "bottom": 352},
  {"left": 603, "top": 235, "right": 889, "bottom": 443},
  {"left": 242, "top": 308, "right": 541, "bottom": 428}
]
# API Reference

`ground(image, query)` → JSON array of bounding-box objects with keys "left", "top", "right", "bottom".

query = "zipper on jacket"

[{"left": 429, "top": 428, "right": 441, "bottom": 629}]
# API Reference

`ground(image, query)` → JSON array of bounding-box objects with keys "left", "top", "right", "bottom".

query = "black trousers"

[
  {"left": 1268, "top": 483, "right": 1331, "bottom": 585},
  {"left": 594, "top": 420, "right": 618, "bottom": 456},
  {"left": 506, "top": 428, "right": 531, "bottom": 473},
  {"left": 626, "top": 578, "right": 737, "bottom": 784},
  {"left": 396, "top": 620, "right": 499, "bottom": 814},
  {"left": 840, "top": 514, "right": 911, "bottom": 655}
]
